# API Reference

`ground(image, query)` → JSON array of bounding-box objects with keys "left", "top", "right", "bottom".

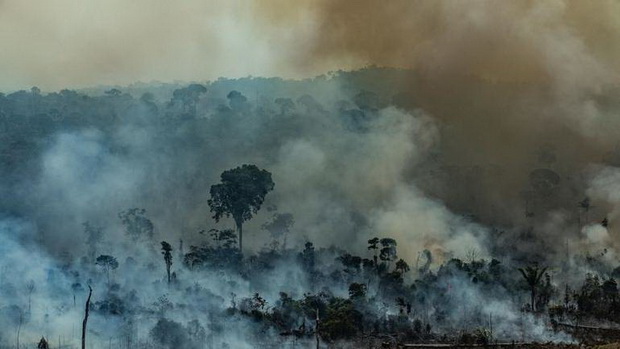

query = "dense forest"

[{"left": 1, "top": 68, "right": 620, "bottom": 348}]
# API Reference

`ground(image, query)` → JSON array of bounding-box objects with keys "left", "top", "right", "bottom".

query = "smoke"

[
  {"left": 283, "top": 0, "right": 620, "bottom": 265},
  {"left": 2, "top": 0, "right": 620, "bottom": 345},
  {"left": 0, "top": 0, "right": 319, "bottom": 91}
]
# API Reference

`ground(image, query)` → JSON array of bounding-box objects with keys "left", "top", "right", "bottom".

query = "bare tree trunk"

[
  {"left": 82, "top": 285, "right": 93, "bottom": 349},
  {"left": 235, "top": 218, "right": 243, "bottom": 252},
  {"left": 166, "top": 261, "right": 171, "bottom": 284},
  {"left": 531, "top": 288, "right": 536, "bottom": 312},
  {"left": 315, "top": 308, "right": 320, "bottom": 349},
  {"left": 16, "top": 311, "right": 22, "bottom": 349}
]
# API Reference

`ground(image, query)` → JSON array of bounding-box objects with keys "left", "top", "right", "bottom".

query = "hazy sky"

[
  {"left": 1, "top": 0, "right": 619, "bottom": 91},
  {"left": 0, "top": 0, "right": 331, "bottom": 91}
]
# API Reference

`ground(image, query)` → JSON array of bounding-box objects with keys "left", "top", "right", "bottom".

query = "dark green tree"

[
  {"left": 348, "top": 283, "right": 367, "bottom": 300},
  {"left": 208, "top": 164, "right": 275, "bottom": 252}
]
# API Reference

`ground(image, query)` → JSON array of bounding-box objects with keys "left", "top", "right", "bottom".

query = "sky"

[
  {"left": 1, "top": 1, "right": 620, "bottom": 91},
  {"left": 0, "top": 0, "right": 324, "bottom": 91}
]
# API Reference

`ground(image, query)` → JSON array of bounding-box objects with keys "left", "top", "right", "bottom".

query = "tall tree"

[
  {"left": 518, "top": 264, "right": 547, "bottom": 312},
  {"left": 95, "top": 255, "right": 119, "bottom": 286},
  {"left": 161, "top": 241, "right": 173, "bottom": 284},
  {"left": 208, "top": 164, "right": 275, "bottom": 252}
]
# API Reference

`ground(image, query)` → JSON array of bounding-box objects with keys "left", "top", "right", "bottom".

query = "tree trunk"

[
  {"left": 82, "top": 285, "right": 93, "bottom": 349},
  {"left": 166, "top": 265, "right": 171, "bottom": 284},
  {"left": 315, "top": 308, "right": 320, "bottom": 349},
  {"left": 530, "top": 288, "right": 536, "bottom": 312},
  {"left": 16, "top": 311, "right": 22, "bottom": 349},
  {"left": 235, "top": 218, "right": 243, "bottom": 252}
]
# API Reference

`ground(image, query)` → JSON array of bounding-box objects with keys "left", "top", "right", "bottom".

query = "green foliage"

[
  {"left": 550, "top": 274, "right": 620, "bottom": 324},
  {"left": 183, "top": 243, "right": 242, "bottom": 270},
  {"left": 338, "top": 253, "right": 362, "bottom": 274},
  {"left": 94, "top": 293, "right": 126, "bottom": 316},
  {"left": 320, "top": 298, "right": 363, "bottom": 340},
  {"left": 208, "top": 164, "right": 275, "bottom": 251},
  {"left": 95, "top": 255, "right": 119, "bottom": 270},
  {"left": 209, "top": 229, "right": 238, "bottom": 249},
  {"left": 379, "top": 238, "right": 397, "bottom": 268},
  {"left": 348, "top": 283, "right": 367, "bottom": 300}
]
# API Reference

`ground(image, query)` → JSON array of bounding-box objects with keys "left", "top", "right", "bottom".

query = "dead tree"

[{"left": 82, "top": 285, "right": 92, "bottom": 349}]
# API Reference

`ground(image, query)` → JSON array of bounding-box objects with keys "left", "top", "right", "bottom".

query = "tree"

[
  {"left": 300, "top": 241, "right": 316, "bottom": 273},
  {"left": 379, "top": 238, "right": 398, "bottom": 271},
  {"left": 603, "top": 278, "right": 618, "bottom": 301},
  {"left": 208, "top": 164, "right": 275, "bottom": 251},
  {"left": 170, "top": 84, "right": 207, "bottom": 116},
  {"left": 395, "top": 259, "right": 410, "bottom": 275},
  {"left": 95, "top": 255, "right": 119, "bottom": 286},
  {"left": 518, "top": 264, "right": 547, "bottom": 312},
  {"left": 348, "top": 283, "right": 367, "bottom": 300},
  {"left": 150, "top": 318, "right": 188, "bottom": 349},
  {"left": 119, "top": 208, "right": 154, "bottom": 242},
  {"left": 227, "top": 90, "right": 248, "bottom": 112},
  {"left": 37, "top": 337, "right": 49, "bottom": 349},
  {"left": 161, "top": 241, "right": 173, "bottom": 284},
  {"left": 367, "top": 237, "right": 380, "bottom": 272},
  {"left": 82, "top": 286, "right": 92, "bottom": 349}
]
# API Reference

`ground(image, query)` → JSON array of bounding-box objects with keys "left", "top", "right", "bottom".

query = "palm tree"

[{"left": 518, "top": 264, "right": 547, "bottom": 312}]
